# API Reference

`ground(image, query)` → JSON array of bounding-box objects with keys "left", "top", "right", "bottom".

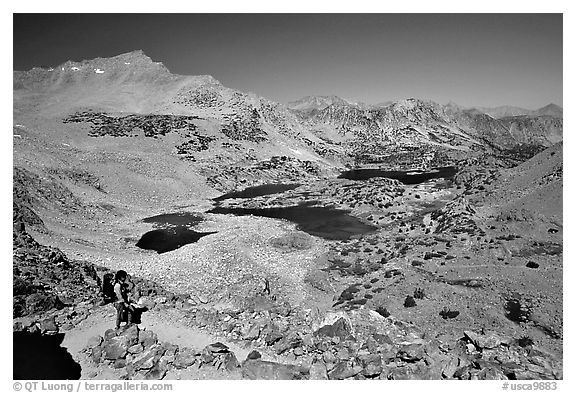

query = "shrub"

[
  {"left": 413, "top": 288, "right": 425, "bottom": 299},
  {"left": 404, "top": 295, "right": 416, "bottom": 308},
  {"left": 518, "top": 336, "right": 534, "bottom": 347},
  {"left": 375, "top": 306, "right": 390, "bottom": 318},
  {"left": 439, "top": 307, "right": 459, "bottom": 319}
]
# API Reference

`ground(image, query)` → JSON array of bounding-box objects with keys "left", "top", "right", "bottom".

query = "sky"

[{"left": 13, "top": 14, "right": 562, "bottom": 109}]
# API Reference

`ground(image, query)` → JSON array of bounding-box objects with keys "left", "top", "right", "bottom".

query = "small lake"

[
  {"left": 136, "top": 227, "right": 216, "bottom": 254},
  {"left": 208, "top": 205, "right": 376, "bottom": 240},
  {"left": 142, "top": 212, "right": 203, "bottom": 227},
  {"left": 213, "top": 183, "right": 301, "bottom": 201},
  {"left": 338, "top": 166, "right": 457, "bottom": 184},
  {"left": 141, "top": 167, "right": 455, "bottom": 250}
]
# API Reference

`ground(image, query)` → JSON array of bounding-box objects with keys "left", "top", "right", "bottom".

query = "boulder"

[
  {"left": 128, "top": 344, "right": 144, "bottom": 354},
  {"left": 132, "top": 345, "right": 165, "bottom": 371},
  {"left": 478, "top": 366, "right": 508, "bottom": 380},
  {"left": 144, "top": 361, "right": 168, "bottom": 380},
  {"left": 525, "top": 363, "right": 556, "bottom": 378},
  {"left": 362, "top": 336, "right": 379, "bottom": 353},
  {"left": 387, "top": 365, "right": 415, "bottom": 380},
  {"left": 335, "top": 347, "right": 350, "bottom": 360},
  {"left": 39, "top": 316, "right": 58, "bottom": 334},
  {"left": 359, "top": 354, "right": 383, "bottom": 377},
  {"left": 205, "top": 342, "right": 229, "bottom": 354},
  {"left": 139, "top": 330, "right": 158, "bottom": 349},
  {"left": 200, "top": 350, "right": 215, "bottom": 365},
  {"left": 441, "top": 356, "right": 460, "bottom": 378},
  {"left": 113, "top": 359, "right": 127, "bottom": 369},
  {"left": 314, "top": 318, "right": 353, "bottom": 340},
  {"left": 323, "top": 350, "right": 337, "bottom": 364},
  {"left": 464, "top": 330, "right": 508, "bottom": 350},
  {"left": 13, "top": 317, "right": 35, "bottom": 332},
  {"left": 223, "top": 352, "right": 240, "bottom": 371},
  {"left": 162, "top": 342, "right": 179, "bottom": 357},
  {"left": 301, "top": 333, "right": 314, "bottom": 347},
  {"left": 103, "top": 335, "right": 130, "bottom": 360},
  {"left": 247, "top": 350, "right": 262, "bottom": 360},
  {"left": 91, "top": 346, "right": 103, "bottom": 364},
  {"left": 87, "top": 335, "right": 103, "bottom": 349},
  {"left": 372, "top": 333, "right": 394, "bottom": 345},
  {"left": 263, "top": 330, "right": 283, "bottom": 346},
  {"left": 309, "top": 359, "right": 328, "bottom": 380},
  {"left": 328, "top": 360, "right": 363, "bottom": 380},
  {"left": 241, "top": 360, "right": 306, "bottom": 380},
  {"left": 454, "top": 366, "right": 472, "bottom": 380},
  {"left": 173, "top": 347, "right": 198, "bottom": 369},
  {"left": 275, "top": 332, "right": 302, "bottom": 355},
  {"left": 500, "top": 361, "right": 524, "bottom": 377},
  {"left": 397, "top": 342, "right": 426, "bottom": 362},
  {"left": 242, "top": 323, "right": 261, "bottom": 341},
  {"left": 104, "top": 329, "right": 117, "bottom": 340}
]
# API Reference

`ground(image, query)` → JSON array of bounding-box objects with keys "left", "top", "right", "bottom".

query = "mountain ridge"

[
  {"left": 288, "top": 94, "right": 562, "bottom": 119},
  {"left": 289, "top": 95, "right": 562, "bottom": 161},
  {"left": 473, "top": 103, "right": 562, "bottom": 119},
  {"left": 14, "top": 50, "right": 563, "bottom": 172}
]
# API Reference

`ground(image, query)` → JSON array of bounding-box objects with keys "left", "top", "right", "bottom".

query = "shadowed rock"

[{"left": 13, "top": 331, "right": 81, "bottom": 380}]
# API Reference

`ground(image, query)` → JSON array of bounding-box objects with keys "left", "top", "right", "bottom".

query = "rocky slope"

[
  {"left": 14, "top": 50, "right": 345, "bottom": 194},
  {"left": 13, "top": 50, "right": 563, "bottom": 380}
]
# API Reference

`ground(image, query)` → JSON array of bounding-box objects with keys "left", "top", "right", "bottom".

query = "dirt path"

[
  {"left": 138, "top": 307, "right": 252, "bottom": 360},
  {"left": 60, "top": 305, "right": 251, "bottom": 380}
]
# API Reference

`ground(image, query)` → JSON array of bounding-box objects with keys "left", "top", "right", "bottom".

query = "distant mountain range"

[
  {"left": 287, "top": 95, "right": 562, "bottom": 163},
  {"left": 14, "top": 50, "right": 563, "bottom": 171},
  {"left": 287, "top": 96, "right": 562, "bottom": 120},
  {"left": 287, "top": 95, "right": 353, "bottom": 112},
  {"left": 286, "top": 96, "right": 394, "bottom": 113},
  {"left": 473, "top": 103, "right": 562, "bottom": 119}
]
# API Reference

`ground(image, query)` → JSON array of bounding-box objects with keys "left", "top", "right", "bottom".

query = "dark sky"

[{"left": 13, "top": 14, "right": 562, "bottom": 109}]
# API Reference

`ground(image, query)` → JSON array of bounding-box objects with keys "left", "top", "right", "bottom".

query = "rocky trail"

[{"left": 59, "top": 305, "right": 253, "bottom": 380}]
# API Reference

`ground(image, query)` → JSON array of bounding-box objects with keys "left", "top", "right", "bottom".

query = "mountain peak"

[
  {"left": 540, "top": 103, "right": 561, "bottom": 110},
  {"left": 534, "top": 103, "right": 562, "bottom": 118},
  {"left": 97, "top": 49, "right": 156, "bottom": 66},
  {"left": 390, "top": 98, "right": 437, "bottom": 111},
  {"left": 67, "top": 49, "right": 168, "bottom": 73},
  {"left": 287, "top": 95, "right": 351, "bottom": 111},
  {"left": 13, "top": 50, "right": 226, "bottom": 115},
  {"left": 14, "top": 50, "right": 189, "bottom": 93}
]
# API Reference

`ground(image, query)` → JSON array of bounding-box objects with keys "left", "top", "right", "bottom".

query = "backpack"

[{"left": 102, "top": 273, "right": 117, "bottom": 304}]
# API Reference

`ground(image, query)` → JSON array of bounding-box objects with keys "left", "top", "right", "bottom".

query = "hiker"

[{"left": 114, "top": 270, "right": 135, "bottom": 329}]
